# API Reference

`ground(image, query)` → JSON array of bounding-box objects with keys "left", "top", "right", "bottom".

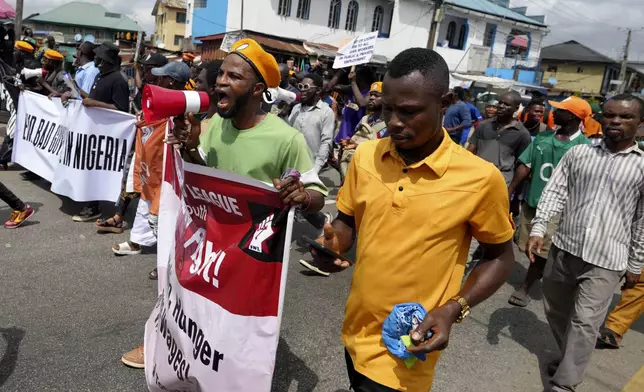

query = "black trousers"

[
  {"left": 0, "top": 182, "right": 25, "bottom": 211},
  {"left": 345, "top": 350, "right": 397, "bottom": 392}
]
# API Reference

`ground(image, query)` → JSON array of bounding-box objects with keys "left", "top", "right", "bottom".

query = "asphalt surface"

[{"left": 1, "top": 162, "right": 643, "bottom": 392}]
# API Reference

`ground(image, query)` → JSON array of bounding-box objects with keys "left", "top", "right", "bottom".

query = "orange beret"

[
  {"left": 15, "top": 41, "right": 35, "bottom": 53},
  {"left": 230, "top": 38, "right": 280, "bottom": 88},
  {"left": 44, "top": 49, "right": 64, "bottom": 61},
  {"left": 370, "top": 82, "right": 383, "bottom": 93}
]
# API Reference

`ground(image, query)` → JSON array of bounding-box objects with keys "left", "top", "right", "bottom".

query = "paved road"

[{"left": 1, "top": 165, "right": 642, "bottom": 392}]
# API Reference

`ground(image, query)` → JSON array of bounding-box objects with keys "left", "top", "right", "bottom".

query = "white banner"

[
  {"left": 332, "top": 31, "right": 379, "bottom": 69},
  {"left": 145, "top": 145, "right": 294, "bottom": 391},
  {"left": 12, "top": 91, "right": 136, "bottom": 202}
]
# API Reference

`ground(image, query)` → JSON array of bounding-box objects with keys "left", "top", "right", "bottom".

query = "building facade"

[
  {"left": 540, "top": 40, "right": 644, "bottom": 95},
  {"left": 25, "top": 2, "right": 142, "bottom": 44},
  {"left": 152, "top": 0, "right": 188, "bottom": 51},
  {"left": 188, "top": 0, "right": 547, "bottom": 84}
]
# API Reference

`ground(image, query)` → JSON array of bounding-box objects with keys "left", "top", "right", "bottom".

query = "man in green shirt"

[
  {"left": 175, "top": 38, "right": 328, "bottom": 216},
  {"left": 507, "top": 97, "right": 591, "bottom": 307}
]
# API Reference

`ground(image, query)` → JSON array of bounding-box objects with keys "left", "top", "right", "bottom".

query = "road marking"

[{"left": 325, "top": 199, "right": 336, "bottom": 205}]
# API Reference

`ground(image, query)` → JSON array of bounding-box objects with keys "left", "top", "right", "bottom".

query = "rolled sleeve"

[
  {"left": 531, "top": 149, "right": 573, "bottom": 238},
  {"left": 284, "top": 133, "right": 328, "bottom": 196},
  {"left": 336, "top": 144, "right": 360, "bottom": 216},
  {"left": 469, "top": 166, "right": 514, "bottom": 244}
]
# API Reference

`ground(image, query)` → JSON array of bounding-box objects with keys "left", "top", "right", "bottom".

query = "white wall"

[
  {"left": 432, "top": 7, "right": 545, "bottom": 71},
  {"left": 487, "top": 20, "right": 544, "bottom": 69},
  {"left": 186, "top": 0, "right": 194, "bottom": 37},
  {"left": 229, "top": 0, "right": 433, "bottom": 61}
]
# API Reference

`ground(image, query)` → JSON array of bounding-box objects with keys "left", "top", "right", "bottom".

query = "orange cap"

[
  {"left": 550, "top": 97, "right": 592, "bottom": 120},
  {"left": 230, "top": 38, "right": 280, "bottom": 88},
  {"left": 44, "top": 49, "right": 64, "bottom": 61},
  {"left": 15, "top": 41, "right": 34, "bottom": 53},
  {"left": 370, "top": 81, "right": 383, "bottom": 93}
]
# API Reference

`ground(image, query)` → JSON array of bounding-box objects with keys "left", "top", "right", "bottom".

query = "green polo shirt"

[
  {"left": 199, "top": 113, "right": 328, "bottom": 195},
  {"left": 519, "top": 130, "right": 589, "bottom": 208}
]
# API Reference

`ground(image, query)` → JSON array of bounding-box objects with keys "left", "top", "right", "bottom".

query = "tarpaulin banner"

[
  {"left": 145, "top": 144, "right": 294, "bottom": 391},
  {"left": 12, "top": 91, "right": 136, "bottom": 202}
]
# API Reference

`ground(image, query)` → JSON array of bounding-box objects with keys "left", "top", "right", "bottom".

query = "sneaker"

[
  {"left": 72, "top": 206, "right": 101, "bottom": 222},
  {"left": 121, "top": 344, "right": 144, "bottom": 369},
  {"left": 4, "top": 205, "right": 35, "bottom": 229}
]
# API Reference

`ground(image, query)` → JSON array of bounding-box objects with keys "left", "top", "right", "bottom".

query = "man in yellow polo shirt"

[{"left": 311, "top": 48, "right": 516, "bottom": 391}]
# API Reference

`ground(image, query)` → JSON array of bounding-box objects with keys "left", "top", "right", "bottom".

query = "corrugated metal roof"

[
  {"left": 251, "top": 34, "right": 308, "bottom": 55},
  {"left": 198, "top": 31, "right": 308, "bottom": 56},
  {"left": 162, "top": 0, "right": 186, "bottom": 9},
  {"left": 27, "top": 2, "right": 142, "bottom": 31},
  {"left": 541, "top": 40, "right": 615, "bottom": 63},
  {"left": 446, "top": 0, "right": 547, "bottom": 27}
]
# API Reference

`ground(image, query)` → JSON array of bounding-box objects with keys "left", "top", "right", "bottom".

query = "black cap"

[
  {"left": 94, "top": 42, "right": 120, "bottom": 65},
  {"left": 139, "top": 53, "right": 168, "bottom": 67}
]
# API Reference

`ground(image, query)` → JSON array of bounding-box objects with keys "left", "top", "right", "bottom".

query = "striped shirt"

[{"left": 531, "top": 141, "right": 644, "bottom": 274}]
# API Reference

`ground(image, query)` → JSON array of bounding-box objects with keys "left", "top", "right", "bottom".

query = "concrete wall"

[
  {"left": 191, "top": 0, "right": 229, "bottom": 41},
  {"left": 541, "top": 61, "right": 607, "bottom": 94},
  {"left": 228, "top": 0, "right": 431, "bottom": 61},
  {"left": 154, "top": 4, "right": 187, "bottom": 51}
]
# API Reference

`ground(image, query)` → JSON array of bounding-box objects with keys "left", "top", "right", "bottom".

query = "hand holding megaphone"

[
  {"left": 143, "top": 84, "right": 209, "bottom": 122},
  {"left": 171, "top": 113, "right": 203, "bottom": 150},
  {"left": 20, "top": 68, "right": 45, "bottom": 80}
]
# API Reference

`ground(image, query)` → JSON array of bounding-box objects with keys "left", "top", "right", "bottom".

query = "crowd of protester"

[{"left": 0, "top": 32, "right": 642, "bottom": 392}]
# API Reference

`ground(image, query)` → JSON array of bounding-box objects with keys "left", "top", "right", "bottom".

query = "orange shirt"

[
  {"left": 517, "top": 108, "right": 556, "bottom": 129},
  {"left": 337, "top": 131, "right": 514, "bottom": 390}
]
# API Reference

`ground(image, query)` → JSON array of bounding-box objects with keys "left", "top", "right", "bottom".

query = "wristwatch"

[{"left": 450, "top": 296, "right": 471, "bottom": 323}]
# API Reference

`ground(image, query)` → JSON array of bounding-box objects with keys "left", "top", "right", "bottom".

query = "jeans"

[{"left": 0, "top": 182, "right": 25, "bottom": 211}]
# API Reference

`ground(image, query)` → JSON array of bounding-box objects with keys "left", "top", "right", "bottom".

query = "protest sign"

[
  {"left": 145, "top": 145, "right": 295, "bottom": 391},
  {"left": 13, "top": 91, "right": 136, "bottom": 202},
  {"left": 332, "top": 31, "right": 379, "bottom": 69}
]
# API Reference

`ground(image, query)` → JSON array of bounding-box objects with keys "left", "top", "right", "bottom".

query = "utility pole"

[
  {"left": 15, "top": 0, "right": 24, "bottom": 40},
  {"left": 426, "top": 0, "right": 444, "bottom": 50},
  {"left": 618, "top": 28, "right": 632, "bottom": 93},
  {"left": 240, "top": 0, "right": 244, "bottom": 31}
]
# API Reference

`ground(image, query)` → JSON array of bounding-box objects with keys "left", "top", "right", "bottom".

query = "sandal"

[
  {"left": 112, "top": 241, "right": 142, "bottom": 256},
  {"left": 508, "top": 289, "right": 531, "bottom": 307},
  {"left": 96, "top": 216, "right": 127, "bottom": 234},
  {"left": 596, "top": 328, "right": 621, "bottom": 349}
]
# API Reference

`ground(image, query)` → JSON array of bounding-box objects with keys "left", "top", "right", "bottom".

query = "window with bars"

[
  {"left": 176, "top": 12, "right": 186, "bottom": 23},
  {"left": 483, "top": 23, "right": 496, "bottom": 47},
  {"left": 194, "top": 0, "right": 207, "bottom": 9},
  {"left": 296, "top": 0, "right": 311, "bottom": 19},
  {"left": 278, "top": 0, "right": 292, "bottom": 16},
  {"left": 345, "top": 0, "right": 359, "bottom": 31},
  {"left": 328, "top": 0, "right": 341, "bottom": 29},
  {"left": 457, "top": 25, "right": 466, "bottom": 49},
  {"left": 446, "top": 22, "right": 456, "bottom": 47},
  {"left": 372, "top": 5, "right": 383, "bottom": 33}
]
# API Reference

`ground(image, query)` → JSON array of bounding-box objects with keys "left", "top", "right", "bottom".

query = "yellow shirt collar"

[{"left": 380, "top": 129, "right": 453, "bottom": 177}]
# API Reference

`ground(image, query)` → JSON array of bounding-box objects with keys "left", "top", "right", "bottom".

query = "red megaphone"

[{"left": 142, "top": 84, "right": 210, "bottom": 122}]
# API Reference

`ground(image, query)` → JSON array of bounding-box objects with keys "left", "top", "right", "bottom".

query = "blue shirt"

[
  {"left": 461, "top": 102, "right": 483, "bottom": 144},
  {"left": 444, "top": 101, "right": 472, "bottom": 143},
  {"left": 75, "top": 62, "right": 100, "bottom": 94}
]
